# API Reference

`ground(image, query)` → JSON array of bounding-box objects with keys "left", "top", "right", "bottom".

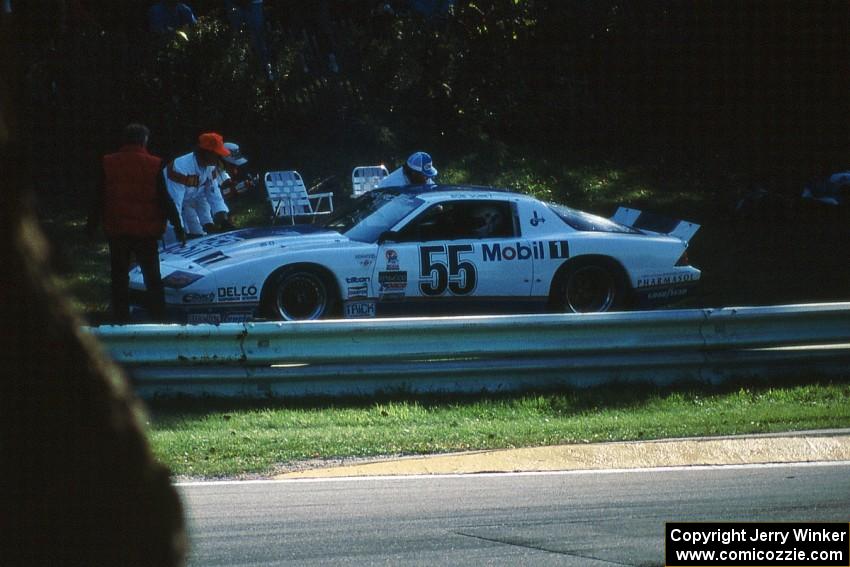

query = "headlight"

[{"left": 162, "top": 270, "right": 204, "bottom": 289}]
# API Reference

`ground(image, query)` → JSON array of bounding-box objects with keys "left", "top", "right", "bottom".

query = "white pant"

[{"left": 182, "top": 191, "right": 213, "bottom": 235}]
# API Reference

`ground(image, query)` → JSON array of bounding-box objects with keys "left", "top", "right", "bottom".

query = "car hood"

[{"left": 160, "top": 225, "right": 349, "bottom": 270}]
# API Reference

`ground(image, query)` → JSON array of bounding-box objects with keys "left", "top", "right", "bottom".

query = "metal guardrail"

[{"left": 87, "top": 303, "right": 850, "bottom": 398}]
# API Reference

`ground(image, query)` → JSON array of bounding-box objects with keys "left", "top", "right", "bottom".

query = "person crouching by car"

[
  {"left": 201, "top": 141, "right": 251, "bottom": 232},
  {"left": 164, "top": 132, "right": 231, "bottom": 238},
  {"left": 217, "top": 142, "right": 253, "bottom": 201},
  {"left": 377, "top": 151, "right": 438, "bottom": 188},
  {"left": 87, "top": 123, "right": 185, "bottom": 323}
]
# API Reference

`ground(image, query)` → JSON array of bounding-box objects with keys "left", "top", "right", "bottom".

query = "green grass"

[{"left": 146, "top": 379, "right": 850, "bottom": 478}]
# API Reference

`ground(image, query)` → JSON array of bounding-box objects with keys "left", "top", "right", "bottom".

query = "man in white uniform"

[
  {"left": 163, "top": 132, "right": 230, "bottom": 237},
  {"left": 377, "top": 151, "right": 438, "bottom": 188}
]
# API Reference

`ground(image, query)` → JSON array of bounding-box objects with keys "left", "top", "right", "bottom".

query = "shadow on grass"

[{"left": 145, "top": 373, "right": 849, "bottom": 420}]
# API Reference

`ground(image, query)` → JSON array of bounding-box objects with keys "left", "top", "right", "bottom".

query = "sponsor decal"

[
  {"left": 530, "top": 210, "right": 546, "bottom": 226},
  {"left": 646, "top": 288, "right": 689, "bottom": 300},
  {"left": 344, "top": 301, "right": 376, "bottom": 318},
  {"left": 188, "top": 313, "right": 221, "bottom": 324},
  {"left": 385, "top": 249, "right": 399, "bottom": 270},
  {"left": 356, "top": 253, "right": 376, "bottom": 268},
  {"left": 346, "top": 276, "right": 370, "bottom": 299},
  {"left": 378, "top": 271, "right": 407, "bottom": 296},
  {"left": 182, "top": 292, "right": 216, "bottom": 304},
  {"left": 379, "top": 292, "right": 405, "bottom": 301},
  {"left": 217, "top": 285, "right": 259, "bottom": 302},
  {"left": 481, "top": 240, "right": 569, "bottom": 262},
  {"left": 347, "top": 285, "right": 368, "bottom": 299},
  {"left": 378, "top": 271, "right": 407, "bottom": 284},
  {"left": 636, "top": 273, "right": 697, "bottom": 288},
  {"left": 224, "top": 312, "right": 254, "bottom": 323}
]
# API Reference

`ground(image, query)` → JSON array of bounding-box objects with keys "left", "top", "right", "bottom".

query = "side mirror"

[{"left": 377, "top": 230, "right": 398, "bottom": 244}]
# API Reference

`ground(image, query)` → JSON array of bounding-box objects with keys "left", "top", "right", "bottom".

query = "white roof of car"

[{"left": 396, "top": 184, "right": 534, "bottom": 203}]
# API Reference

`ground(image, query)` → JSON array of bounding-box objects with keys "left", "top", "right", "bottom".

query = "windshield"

[
  {"left": 323, "top": 190, "right": 425, "bottom": 242},
  {"left": 546, "top": 202, "right": 641, "bottom": 234}
]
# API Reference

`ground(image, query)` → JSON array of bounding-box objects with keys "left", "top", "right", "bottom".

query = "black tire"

[
  {"left": 261, "top": 267, "right": 338, "bottom": 321},
  {"left": 550, "top": 259, "right": 630, "bottom": 313}
]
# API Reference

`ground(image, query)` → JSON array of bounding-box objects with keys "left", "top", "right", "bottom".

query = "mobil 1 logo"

[{"left": 482, "top": 240, "right": 570, "bottom": 262}]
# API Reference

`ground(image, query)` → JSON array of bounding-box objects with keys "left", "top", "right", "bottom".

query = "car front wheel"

[{"left": 263, "top": 268, "right": 336, "bottom": 321}]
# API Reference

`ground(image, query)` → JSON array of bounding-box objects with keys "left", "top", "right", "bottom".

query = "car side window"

[{"left": 398, "top": 200, "right": 515, "bottom": 241}]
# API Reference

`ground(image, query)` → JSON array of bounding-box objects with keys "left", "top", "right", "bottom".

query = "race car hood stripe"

[{"left": 160, "top": 227, "right": 344, "bottom": 264}]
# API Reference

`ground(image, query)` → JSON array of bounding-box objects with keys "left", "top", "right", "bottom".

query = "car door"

[
  {"left": 514, "top": 198, "right": 572, "bottom": 298},
  {"left": 374, "top": 198, "right": 534, "bottom": 316}
]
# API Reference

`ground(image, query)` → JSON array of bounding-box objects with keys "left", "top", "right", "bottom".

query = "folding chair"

[
  {"left": 351, "top": 165, "right": 389, "bottom": 197},
  {"left": 264, "top": 170, "right": 334, "bottom": 224}
]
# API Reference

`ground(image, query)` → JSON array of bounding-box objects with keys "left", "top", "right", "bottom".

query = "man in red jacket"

[{"left": 88, "top": 123, "right": 184, "bottom": 322}]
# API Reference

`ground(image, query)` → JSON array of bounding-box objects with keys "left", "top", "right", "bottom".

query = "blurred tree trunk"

[{"left": 0, "top": 6, "right": 187, "bottom": 566}]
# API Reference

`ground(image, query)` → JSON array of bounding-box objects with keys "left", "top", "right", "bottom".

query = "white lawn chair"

[
  {"left": 351, "top": 165, "right": 389, "bottom": 197},
  {"left": 264, "top": 170, "right": 334, "bottom": 224}
]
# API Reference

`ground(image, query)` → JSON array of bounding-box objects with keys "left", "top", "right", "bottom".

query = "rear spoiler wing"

[{"left": 611, "top": 207, "right": 700, "bottom": 242}]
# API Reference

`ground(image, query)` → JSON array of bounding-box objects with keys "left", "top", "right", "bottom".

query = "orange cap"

[{"left": 198, "top": 132, "right": 231, "bottom": 157}]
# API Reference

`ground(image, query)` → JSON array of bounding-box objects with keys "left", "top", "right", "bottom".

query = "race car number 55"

[{"left": 419, "top": 244, "right": 478, "bottom": 296}]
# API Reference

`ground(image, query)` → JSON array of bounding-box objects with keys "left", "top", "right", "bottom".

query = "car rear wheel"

[
  {"left": 263, "top": 267, "right": 336, "bottom": 321},
  {"left": 551, "top": 260, "right": 629, "bottom": 313}
]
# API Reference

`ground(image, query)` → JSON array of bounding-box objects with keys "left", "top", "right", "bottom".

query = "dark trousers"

[{"left": 109, "top": 236, "right": 165, "bottom": 323}]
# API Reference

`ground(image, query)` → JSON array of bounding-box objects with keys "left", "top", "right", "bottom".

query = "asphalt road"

[{"left": 178, "top": 462, "right": 850, "bottom": 566}]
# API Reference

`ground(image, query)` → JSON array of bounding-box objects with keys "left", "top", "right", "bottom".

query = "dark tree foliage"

[{"left": 13, "top": 1, "right": 850, "bottom": 197}]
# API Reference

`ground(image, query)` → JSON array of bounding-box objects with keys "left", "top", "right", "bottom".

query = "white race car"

[{"left": 129, "top": 185, "right": 701, "bottom": 323}]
